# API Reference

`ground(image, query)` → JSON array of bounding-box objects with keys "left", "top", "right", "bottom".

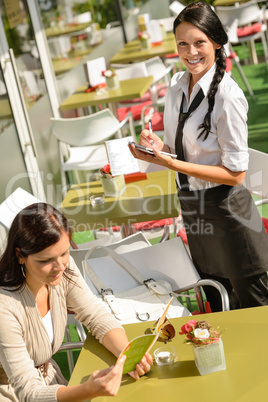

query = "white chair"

[
  {"left": 245, "top": 148, "right": 268, "bottom": 207},
  {"left": 224, "top": 23, "right": 256, "bottom": 101},
  {"left": 114, "top": 57, "right": 174, "bottom": 126},
  {"left": 50, "top": 108, "right": 136, "bottom": 197},
  {"left": 169, "top": 1, "right": 185, "bottom": 16},
  {"left": 216, "top": 1, "right": 268, "bottom": 69},
  {"left": 0, "top": 187, "right": 42, "bottom": 231},
  {"left": 82, "top": 236, "right": 230, "bottom": 316},
  {"left": 159, "top": 16, "right": 175, "bottom": 33}
]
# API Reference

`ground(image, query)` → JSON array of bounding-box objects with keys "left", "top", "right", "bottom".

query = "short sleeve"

[{"left": 215, "top": 84, "right": 249, "bottom": 172}]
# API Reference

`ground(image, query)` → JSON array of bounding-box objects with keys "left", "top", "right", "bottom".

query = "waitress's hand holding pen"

[{"left": 139, "top": 119, "right": 163, "bottom": 150}]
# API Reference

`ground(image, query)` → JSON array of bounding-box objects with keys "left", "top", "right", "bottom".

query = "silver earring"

[{"left": 21, "top": 265, "right": 26, "bottom": 278}]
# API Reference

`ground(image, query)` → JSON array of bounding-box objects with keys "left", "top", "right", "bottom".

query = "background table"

[
  {"left": 60, "top": 76, "right": 154, "bottom": 111},
  {"left": 213, "top": 0, "right": 249, "bottom": 6},
  {"left": 60, "top": 170, "right": 179, "bottom": 232},
  {"left": 110, "top": 33, "right": 177, "bottom": 64},
  {"left": 69, "top": 306, "right": 268, "bottom": 401}
]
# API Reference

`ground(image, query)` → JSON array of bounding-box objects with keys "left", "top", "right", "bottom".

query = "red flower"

[
  {"left": 185, "top": 320, "right": 197, "bottom": 332},
  {"left": 179, "top": 320, "right": 196, "bottom": 335},
  {"left": 102, "top": 164, "right": 111, "bottom": 174}
]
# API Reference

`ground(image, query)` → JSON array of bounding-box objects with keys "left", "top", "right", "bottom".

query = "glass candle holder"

[
  {"left": 154, "top": 345, "right": 176, "bottom": 366},
  {"left": 90, "top": 194, "right": 105, "bottom": 206}
]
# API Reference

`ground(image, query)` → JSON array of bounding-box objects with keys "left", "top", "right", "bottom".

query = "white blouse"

[
  {"left": 42, "top": 310, "right": 54, "bottom": 344},
  {"left": 164, "top": 64, "right": 249, "bottom": 191}
]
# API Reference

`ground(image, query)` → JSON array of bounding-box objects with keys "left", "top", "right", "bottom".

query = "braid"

[{"left": 198, "top": 47, "right": 226, "bottom": 140}]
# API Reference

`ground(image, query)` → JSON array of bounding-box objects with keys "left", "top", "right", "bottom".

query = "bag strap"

[{"left": 83, "top": 246, "right": 151, "bottom": 294}]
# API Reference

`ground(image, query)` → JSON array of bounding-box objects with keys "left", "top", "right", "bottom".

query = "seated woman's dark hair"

[
  {"left": 173, "top": 2, "right": 228, "bottom": 140},
  {"left": 0, "top": 202, "right": 73, "bottom": 290}
]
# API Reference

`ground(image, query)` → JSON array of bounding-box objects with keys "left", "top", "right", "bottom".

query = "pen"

[{"left": 149, "top": 119, "right": 153, "bottom": 147}]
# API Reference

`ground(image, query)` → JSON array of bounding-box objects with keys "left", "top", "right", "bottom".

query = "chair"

[
  {"left": 114, "top": 57, "right": 174, "bottom": 126},
  {"left": 82, "top": 235, "right": 230, "bottom": 316},
  {"left": 0, "top": 187, "right": 42, "bottom": 231},
  {"left": 216, "top": 1, "right": 268, "bottom": 69},
  {"left": 245, "top": 147, "right": 268, "bottom": 209},
  {"left": 50, "top": 108, "right": 136, "bottom": 197},
  {"left": 224, "top": 26, "right": 256, "bottom": 101},
  {"left": 169, "top": 1, "right": 185, "bottom": 17}
]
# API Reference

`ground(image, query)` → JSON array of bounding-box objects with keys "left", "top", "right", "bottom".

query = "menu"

[
  {"left": 105, "top": 136, "right": 140, "bottom": 176},
  {"left": 84, "top": 57, "right": 106, "bottom": 87},
  {"left": 117, "top": 298, "right": 173, "bottom": 374}
]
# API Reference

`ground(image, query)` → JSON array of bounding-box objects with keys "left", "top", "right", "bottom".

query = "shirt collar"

[{"left": 176, "top": 64, "right": 216, "bottom": 98}]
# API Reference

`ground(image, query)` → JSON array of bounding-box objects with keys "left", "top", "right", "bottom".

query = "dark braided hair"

[{"left": 173, "top": 2, "right": 228, "bottom": 140}]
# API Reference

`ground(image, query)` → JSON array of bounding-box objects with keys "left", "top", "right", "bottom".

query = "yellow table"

[
  {"left": 0, "top": 98, "right": 12, "bottom": 120},
  {"left": 60, "top": 76, "right": 154, "bottom": 111},
  {"left": 213, "top": 0, "right": 249, "bottom": 6},
  {"left": 110, "top": 33, "right": 177, "bottom": 64},
  {"left": 60, "top": 170, "right": 179, "bottom": 232},
  {"left": 69, "top": 306, "right": 268, "bottom": 401},
  {"left": 45, "top": 22, "right": 91, "bottom": 38},
  {"left": 52, "top": 56, "right": 83, "bottom": 75}
]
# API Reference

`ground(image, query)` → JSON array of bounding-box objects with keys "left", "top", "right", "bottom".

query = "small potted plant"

[
  {"left": 179, "top": 319, "right": 226, "bottom": 375},
  {"left": 101, "top": 69, "right": 119, "bottom": 90},
  {"left": 99, "top": 164, "right": 126, "bottom": 197},
  {"left": 138, "top": 31, "right": 151, "bottom": 50}
]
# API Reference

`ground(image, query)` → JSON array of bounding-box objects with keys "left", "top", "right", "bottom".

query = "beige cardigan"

[{"left": 0, "top": 257, "right": 123, "bottom": 401}]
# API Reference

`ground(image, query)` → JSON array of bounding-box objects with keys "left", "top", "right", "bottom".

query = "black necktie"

[{"left": 175, "top": 88, "right": 204, "bottom": 190}]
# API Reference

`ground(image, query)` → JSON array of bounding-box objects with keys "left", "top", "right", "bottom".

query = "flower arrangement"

[
  {"left": 100, "top": 163, "right": 113, "bottom": 178},
  {"left": 179, "top": 320, "right": 222, "bottom": 347},
  {"left": 138, "top": 31, "right": 150, "bottom": 41},
  {"left": 101, "top": 69, "right": 117, "bottom": 78}
]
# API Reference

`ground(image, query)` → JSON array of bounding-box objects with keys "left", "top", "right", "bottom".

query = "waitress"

[{"left": 129, "top": 2, "right": 268, "bottom": 311}]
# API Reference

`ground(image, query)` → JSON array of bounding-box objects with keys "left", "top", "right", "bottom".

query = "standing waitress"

[{"left": 129, "top": 2, "right": 268, "bottom": 311}]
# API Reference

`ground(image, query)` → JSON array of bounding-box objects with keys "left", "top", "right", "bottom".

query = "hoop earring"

[{"left": 21, "top": 265, "right": 26, "bottom": 278}]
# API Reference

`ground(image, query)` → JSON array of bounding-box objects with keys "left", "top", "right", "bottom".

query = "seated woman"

[{"left": 0, "top": 203, "right": 152, "bottom": 401}]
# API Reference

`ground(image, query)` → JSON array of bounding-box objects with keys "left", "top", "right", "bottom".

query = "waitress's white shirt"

[{"left": 164, "top": 64, "right": 249, "bottom": 191}]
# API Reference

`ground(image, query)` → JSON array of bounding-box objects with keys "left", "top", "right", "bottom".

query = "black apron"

[{"left": 178, "top": 184, "right": 268, "bottom": 279}]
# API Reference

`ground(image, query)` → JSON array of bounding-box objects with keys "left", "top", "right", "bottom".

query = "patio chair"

[
  {"left": 216, "top": 1, "right": 268, "bottom": 70},
  {"left": 169, "top": 1, "right": 185, "bottom": 17},
  {"left": 224, "top": 24, "right": 256, "bottom": 101},
  {"left": 50, "top": 108, "right": 136, "bottom": 197},
  {"left": 113, "top": 57, "right": 175, "bottom": 124},
  {"left": 81, "top": 235, "right": 230, "bottom": 317},
  {"left": 244, "top": 148, "right": 268, "bottom": 235}
]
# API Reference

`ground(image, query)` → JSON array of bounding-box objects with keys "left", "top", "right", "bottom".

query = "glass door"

[{"left": 0, "top": 0, "right": 51, "bottom": 203}]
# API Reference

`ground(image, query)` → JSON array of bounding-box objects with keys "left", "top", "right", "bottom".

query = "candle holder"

[
  {"left": 154, "top": 345, "right": 176, "bottom": 366},
  {"left": 90, "top": 194, "right": 105, "bottom": 206}
]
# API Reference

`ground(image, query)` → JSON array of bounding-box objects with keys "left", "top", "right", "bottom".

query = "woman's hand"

[
  {"left": 128, "top": 128, "right": 172, "bottom": 167},
  {"left": 84, "top": 355, "right": 126, "bottom": 399},
  {"left": 128, "top": 352, "right": 153, "bottom": 380},
  {"left": 139, "top": 128, "right": 164, "bottom": 149}
]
